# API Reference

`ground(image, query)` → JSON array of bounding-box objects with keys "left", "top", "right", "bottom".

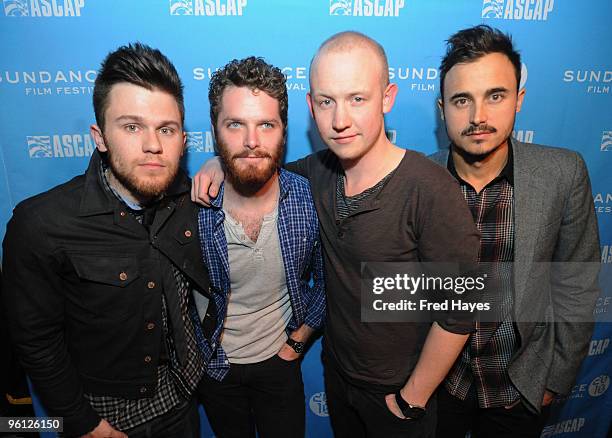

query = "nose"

[
  {"left": 471, "top": 101, "right": 488, "bottom": 126},
  {"left": 143, "top": 129, "right": 163, "bottom": 154},
  {"left": 244, "top": 125, "right": 259, "bottom": 150},
  {"left": 332, "top": 103, "right": 351, "bottom": 132}
]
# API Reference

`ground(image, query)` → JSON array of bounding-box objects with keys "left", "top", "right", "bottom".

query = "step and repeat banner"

[{"left": 1, "top": 1, "right": 611, "bottom": 437}]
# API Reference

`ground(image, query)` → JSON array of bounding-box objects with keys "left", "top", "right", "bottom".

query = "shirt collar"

[{"left": 447, "top": 138, "right": 514, "bottom": 187}]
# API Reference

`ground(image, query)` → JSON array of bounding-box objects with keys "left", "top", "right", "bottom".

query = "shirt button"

[
  {"left": 144, "top": 355, "right": 152, "bottom": 363},
  {"left": 147, "top": 281, "right": 155, "bottom": 289},
  {"left": 336, "top": 219, "right": 340, "bottom": 225},
  {"left": 224, "top": 360, "right": 229, "bottom": 365},
  {"left": 120, "top": 211, "right": 126, "bottom": 217},
  {"left": 119, "top": 272, "right": 128, "bottom": 281},
  {"left": 140, "top": 386, "right": 147, "bottom": 393},
  {"left": 184, "top": 230, "right": 192, "bottom": 238},
  {"left": 146, "top": 322, "right": 155, "bottom": 330},
  {"left": 338, "top": 231, "right": 344, "bottom": 238}
]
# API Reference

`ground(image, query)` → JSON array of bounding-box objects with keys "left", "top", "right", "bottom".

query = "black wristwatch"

[
  {"left": 394, "top": 390, "right": 426, "bottom": 420},
  {"left": 285, "top": 338, "right": 305, "bottom": 354}
]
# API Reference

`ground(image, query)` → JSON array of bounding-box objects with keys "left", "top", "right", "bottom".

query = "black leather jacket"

[{"left": 2, "top": 151, "right": 210, "bottom": 435}]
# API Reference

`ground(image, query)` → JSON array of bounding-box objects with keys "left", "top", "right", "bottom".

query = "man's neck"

[
  {"left": 451, "top": 140, "right": 509, "bottom": 194},
  {"left": 341, "top": 136, "right": 405, "bottom": 197}
]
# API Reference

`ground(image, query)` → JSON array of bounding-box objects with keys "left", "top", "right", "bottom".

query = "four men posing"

[{"left": 2, "top": 23, "right": 601, "bottom": 438}]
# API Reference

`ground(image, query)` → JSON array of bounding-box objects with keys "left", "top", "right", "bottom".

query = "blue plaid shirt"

[{"left": 197, "top": 168, "right": 325, "bottom": 381}]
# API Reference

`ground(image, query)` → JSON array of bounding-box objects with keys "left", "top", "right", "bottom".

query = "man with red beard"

[
  {"left": 194, "top": 57, "right": 325, "bottom": 438},
  {"left": 2, "top": 43, "right": 210, "bottom": 438}
]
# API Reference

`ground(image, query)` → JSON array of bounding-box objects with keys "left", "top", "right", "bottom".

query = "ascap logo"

[
  {"left": 563, "top": 70, "right": 611, "bottom": 95},
  {"left": 169, "top": 0, "right": 247, "bottom": 16},
  {"left": 193, "top": 66, "right": 308, "bottom": 91},
  {"left": 602, "top": 245, "right": 612, "bottom": 264},
  {"left": 3, "top": 0, "right": 85, "bottom": 17},
  {"left": 594, "top": 192, "right": 612, "bottom": 214},
  {"left": 482, "top": 0, "right": 554, "bottom": 21},
  {"left": 601, "top": 131, "right": 612, "bottom": 151},
  {"left": 186, "top": 131, "right": 215, "bottom": 153},
  {"left": 541, "top": 418, "right": 585, "bottom": 436},
  {"left": 0, "top": 69, "right": 96, "bottom": 96},
  {"left": 588, "top": 375, "right": 610, "bottom": 397},
  {"left": 329, "top": 0, "right": 406, "bottom": 17},
  {"left": 588, "top": 338, "right": 609, "bottom": 356},
  {"left": 389, "top": 66, "right": 438, "bottom": 93},
  {"left": 309, "top": 392, "right": 329, "bottom": 417},
  {"left": 512, "top": 130, "right": 534, "bottom": 143},
  {"left": 27, "top": 134, "right": 94, "bottom": 159}
]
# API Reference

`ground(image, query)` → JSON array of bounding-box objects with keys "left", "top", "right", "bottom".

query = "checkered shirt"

[
  {"left": 196, "top": 168, "right": 325, "bottom": 381},
  {"left": 444, "top": 146, "right": 521, "bottom": 408}
]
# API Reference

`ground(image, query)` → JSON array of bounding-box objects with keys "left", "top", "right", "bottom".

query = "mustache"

[
  {"left": 461, "top": 124, "right": 497, "bottom": 136},
  {"left": 231, "top": 150, "right": 272, "bottom": 160}
]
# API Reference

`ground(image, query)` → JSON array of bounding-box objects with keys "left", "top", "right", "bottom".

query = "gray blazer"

[{"left": 429, "top": 140, "right": 601, "bottom": 412}]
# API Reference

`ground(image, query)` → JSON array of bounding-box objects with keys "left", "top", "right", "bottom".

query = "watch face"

[{"left": 287, "top": 338, "right": 305, "bottom": 353}]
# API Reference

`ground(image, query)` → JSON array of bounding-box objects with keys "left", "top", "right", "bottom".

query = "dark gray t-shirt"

[{"left": 288, "top": 149, "right": 479, "bottom": 391}]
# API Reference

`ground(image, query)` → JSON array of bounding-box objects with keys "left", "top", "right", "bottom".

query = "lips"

[{"left": 332, "top": 134, "right": 359, "bottom": 144}]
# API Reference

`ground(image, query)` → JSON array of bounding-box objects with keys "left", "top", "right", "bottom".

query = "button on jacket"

[{"left": 2, "top": 151, "right": 210, "bottom": 435}]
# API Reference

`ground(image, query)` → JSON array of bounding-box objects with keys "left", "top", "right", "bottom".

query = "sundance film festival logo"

[
  {"left": 309, "top": 392, "right": 329, "bottom": 417},
  {"left": 588, "top": 375, "right": 610, "bottom": 397},
  {"left": 27, "top": 133, "right": 94, "bottom": 159},
  {"left": 169, "top": 0, "right": 247, "bottom": 16},
  {"left": 563, "top": 69, "right": 611, "bottom": 95},
  {"left": 482, "top": 0, "right": 554, "bottom": 21},
  {"left": 330, "top": 0, "right": 406, "bottom": 17},
  {"left": 3, "top": 0, "right": 85, "bottom": 17},
  {"left": 601, "top": 131, "right": 612, "bottom": 151},
  {"left": 186, "top": 131, "right": 215, "bottom": 153}
]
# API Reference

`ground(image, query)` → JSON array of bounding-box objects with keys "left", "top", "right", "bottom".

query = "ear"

[
  {"left": 382, "top": 83, "right": 398, "bottom": 114},
  {"left": 516, "top": 87, "right": 526, "bottom": 113},
  {"left": 181, "top": 130, "right": 187, "bottom": 157},
  {"left": 437, "top": 98, "right": 445, "bottom": 121},
  {"left": 306, "top": 92, "right": 315, "bottom": 118},
  {"left": 90, "top": 124, "right": 107, "bottom": 152}
]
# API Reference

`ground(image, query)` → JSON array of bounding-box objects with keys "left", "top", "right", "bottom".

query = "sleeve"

[
  {"left": 303, "top": 220, "right": 326, "bottom": 330},
  {"left": 546, "top": 152, "right": 601, "bottom": 395},
  {"left": 285, "top": 156, "right": 312, "bottom": 180},
  {"left": 2, "top": 208, "right": 101, "bottom": 436},
  {"left": 417, "top": 172, "right": 481, "bottom": 334}
]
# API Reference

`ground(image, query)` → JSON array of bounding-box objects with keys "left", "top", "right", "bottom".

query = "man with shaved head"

[{"left": 193, "top": 31, "right": 480, "bottom": 437}]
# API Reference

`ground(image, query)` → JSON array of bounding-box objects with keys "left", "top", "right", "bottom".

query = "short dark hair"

[
  {"left": 209, "top": 57, "right": 288, "bottom": 138},
  {"left": 93, "top": 42, "right": 184, "bottom": 131},
  {"left": 439, "top": 25, "right": 521, "bottom": 99}
]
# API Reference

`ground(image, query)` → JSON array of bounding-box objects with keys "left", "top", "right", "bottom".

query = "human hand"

[
  {"left": 80, "top": 419, "right": 127, "bottom": 438},
  {"left": 277, "top": 342, "right": 301, "bottom": 361},
  {"left": 191, "top": 157, "right": 224, "bottom": 206},
  {"left": 542, "top": 390, "right": 555, "bottom": 406},
  {"left": 384, "top": 393, "right": 409, "bottom": 419}
]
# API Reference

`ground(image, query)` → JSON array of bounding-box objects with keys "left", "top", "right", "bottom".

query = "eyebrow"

[
  {"left": 220, "top": 116, "right": 281, "bottom": 124},
  {"left": 449, "top": 87, "right": 510, "bottom": 101},
  {"left": 115, "top": 115, "right": 181, "bottom": 127}
]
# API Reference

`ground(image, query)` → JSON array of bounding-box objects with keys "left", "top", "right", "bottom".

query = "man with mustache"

[
  {"left": 3, "top": 43, "right": 209, "bottom": 438},
  {"left": 192, "top": 33, "right": 480, "bottom": 437},
  {"left": 431, "top": 25, "right": 600, "bottom": 437},
  {"left": 194, "top": 57, "right": 325, "bottom": 438}
]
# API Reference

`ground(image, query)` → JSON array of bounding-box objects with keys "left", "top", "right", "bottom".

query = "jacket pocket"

[{"left": 69, "top": 254, "right": 141, "bottom": 319}]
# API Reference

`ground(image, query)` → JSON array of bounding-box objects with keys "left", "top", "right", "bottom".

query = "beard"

[
  {"left": 104, "top": 140, "right": 179, "bottom": 204},
  {"left": 217, "top": 137, "right": 284, "bottom": 196}
]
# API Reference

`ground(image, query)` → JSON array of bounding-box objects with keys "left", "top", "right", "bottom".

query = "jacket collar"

[{"left": 78, "top": 150, "right": 191, "bottom": 216}]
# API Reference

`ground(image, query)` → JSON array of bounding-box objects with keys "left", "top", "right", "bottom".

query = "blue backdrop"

[{"left": 1, "top": 1, "right": 610, "bottom": 437}]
